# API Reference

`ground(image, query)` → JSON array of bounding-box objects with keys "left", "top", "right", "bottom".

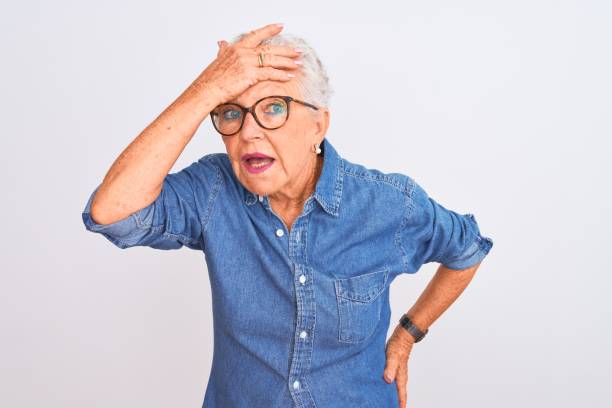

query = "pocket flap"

[{"left": 335, "top": 267, "right": 390, "bottom": 303}]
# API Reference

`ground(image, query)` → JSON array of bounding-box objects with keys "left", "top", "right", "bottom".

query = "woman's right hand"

[{"left": 194, "top": 23, "right": 302, "bottom": 106}]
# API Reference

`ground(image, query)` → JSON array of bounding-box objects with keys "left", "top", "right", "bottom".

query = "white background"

[{"left": 1, "top": 0, "right": 610, "bottom": 407}]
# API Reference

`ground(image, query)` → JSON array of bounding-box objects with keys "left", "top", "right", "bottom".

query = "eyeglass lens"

[{"left": 212, "top": 96, "right": 289, "bottom": 135}]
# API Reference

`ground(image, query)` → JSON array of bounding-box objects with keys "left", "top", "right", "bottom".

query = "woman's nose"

[{"left": 239, "top": 111, "right": 264, "bottom": 140}]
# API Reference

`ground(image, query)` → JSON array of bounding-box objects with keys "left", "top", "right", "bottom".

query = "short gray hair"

[{"left": 230, "top": 32, "right": 333, "bottom": 109}]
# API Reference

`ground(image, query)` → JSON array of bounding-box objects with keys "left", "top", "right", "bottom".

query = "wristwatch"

[{"left": 398, "top": 313, "right": 428, "bottom": 343}]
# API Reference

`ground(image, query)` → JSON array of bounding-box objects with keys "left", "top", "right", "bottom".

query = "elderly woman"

[{"left": 82, "top": 23, "right": 493, "bottom": 408}]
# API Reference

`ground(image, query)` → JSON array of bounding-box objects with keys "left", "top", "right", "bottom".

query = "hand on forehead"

[{"left": 231, "top": 79, "right": 301, "bottom": 106}]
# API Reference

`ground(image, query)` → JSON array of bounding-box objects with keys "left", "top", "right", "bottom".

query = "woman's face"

[{"left": 220, "top": 79, "right": 330, "bottom": 198}]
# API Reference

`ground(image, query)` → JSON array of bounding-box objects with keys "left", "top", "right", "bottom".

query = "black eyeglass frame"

[{"left": 209, "top": 95, "right": 319, "bottom": 136}]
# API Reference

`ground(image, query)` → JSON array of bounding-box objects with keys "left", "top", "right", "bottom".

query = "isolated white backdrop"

[{"left": 1, "top": 1, "right": 610, "bottom": 407}]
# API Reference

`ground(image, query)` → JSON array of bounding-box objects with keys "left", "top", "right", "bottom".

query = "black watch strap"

[{"left": 399, "top": 313, "right": 428, "bottom": 343}]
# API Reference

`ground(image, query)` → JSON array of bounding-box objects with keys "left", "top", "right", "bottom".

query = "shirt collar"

[{"left": 243, "top": 138, "right": 344, "bottom": 217}]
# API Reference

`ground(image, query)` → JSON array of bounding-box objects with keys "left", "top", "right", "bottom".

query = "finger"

[
  {"left": 405, "top": 364, "right": 410, "bottom": 407},
  {"left": 236, "top": 23, "right": 284, "bottom": 48},
  {"left": 216, "top": 40, "right": 226, "bottom": 57},
  {"left": 395, "top": 364, "right": 408, "bottom": 408},
  {"left": 255, "top": 52, "right": 302, "bottom": 70},
  {"left": 254, "top": 44, "right": 302, "bottom": 58},
  {"left": 256, "top": 67, "right": 296, "bottom": 82},
  {"left": 383, "top": 351, "right": 400, "bottom": 384}
]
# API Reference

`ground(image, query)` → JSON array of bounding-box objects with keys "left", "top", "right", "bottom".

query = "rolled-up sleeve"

[
  {"left": 396, "top": 176, "right": 494, "bottom": 272},
  {"left": 81, "top": 155, "right": 222, "bottom": 251}
]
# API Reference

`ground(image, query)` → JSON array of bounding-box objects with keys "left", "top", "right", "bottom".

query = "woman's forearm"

[
  {"left": 90, "top": 79, "right": 220, "bottom": 225},
  {"left": 402, "top": 262, "right": 481, "bottom": 341}
]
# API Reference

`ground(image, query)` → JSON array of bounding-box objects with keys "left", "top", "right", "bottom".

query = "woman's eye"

[
  {"left": 263, "top": 103, "right": 286, "bottom": 115},
  {"left": 222, "top": 109, "right": 241, "bottom": 121}
]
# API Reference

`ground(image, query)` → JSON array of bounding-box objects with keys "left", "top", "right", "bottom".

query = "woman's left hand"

[{"left": 383, "top": 324, "right": 415, "bottom": 408}]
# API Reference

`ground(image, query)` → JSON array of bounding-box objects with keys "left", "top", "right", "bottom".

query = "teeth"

[{"left": 248, "top": 158, "right": 273, "bottom": 168}]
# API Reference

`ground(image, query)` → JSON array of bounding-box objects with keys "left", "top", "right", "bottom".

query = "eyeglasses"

[{"left": 210, "top": 95, "right": 319, "bottom": 136}]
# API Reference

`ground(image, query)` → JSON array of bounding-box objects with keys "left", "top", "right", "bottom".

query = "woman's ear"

[{"left": 314, "top": 108, "right": 330, "bottom": 140}]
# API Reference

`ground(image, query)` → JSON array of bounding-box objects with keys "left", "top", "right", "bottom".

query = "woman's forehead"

[{"left": 230, "top": 80, "right": 301, "bottom": 106}]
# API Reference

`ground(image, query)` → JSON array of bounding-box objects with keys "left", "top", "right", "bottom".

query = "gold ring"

[{"left": 258, "top": 52, "right": 265, "bottom": 67}]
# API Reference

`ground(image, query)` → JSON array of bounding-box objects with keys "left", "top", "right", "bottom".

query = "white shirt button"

[
  {"left": 293, "top": 380, "right": 300, "bottom": 389},
  {"left": 299, "top": 275, "right": 306, "bottom": 284},
  {"left": 258, "top": 194, "right": 264, "bottom": 202},
  {"left": 300, "top": 330, "right": 308, "bottom": 339},
  {"left": 276, "top": 229, "right": 284, "bottom": 237}
]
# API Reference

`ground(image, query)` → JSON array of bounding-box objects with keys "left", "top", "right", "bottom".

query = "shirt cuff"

[
  {"left": 441, "top": 213, "right": 494, "bottom": 270},
  {"left": 81, "top": 185, "right": 150, "bottom": 249}
]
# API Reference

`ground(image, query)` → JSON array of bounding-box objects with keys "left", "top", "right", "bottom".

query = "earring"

[{"left": 313, "top": 143, "right": 322, "bottom": 154}]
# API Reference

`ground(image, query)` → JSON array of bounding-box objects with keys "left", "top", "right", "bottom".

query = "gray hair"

[{"left": 230, "top": 32, "right": 333, "bottom": 109}]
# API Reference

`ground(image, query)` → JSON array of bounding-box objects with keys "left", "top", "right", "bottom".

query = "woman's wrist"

[
  {"left": 394, "top": 323, "right": 417, "bottom": 345},
  {"left": 182, "top": 79, "right": 223, "bottom": 116}
]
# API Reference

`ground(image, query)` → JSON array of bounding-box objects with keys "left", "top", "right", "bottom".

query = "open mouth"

[
  {"left": 246, "top": 157, "right": 274, "bottom": 168},
  {"left": 243, "top": 157, "right": 275, "bottom": 173}
]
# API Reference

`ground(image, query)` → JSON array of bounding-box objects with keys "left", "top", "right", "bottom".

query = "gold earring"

[{"left": 313, "top": 143, "right": 322, "bottom": 154}]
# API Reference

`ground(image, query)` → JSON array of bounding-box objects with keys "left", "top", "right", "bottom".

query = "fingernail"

[
  {"left": 217, "top": 41, "right": 221, "bottom": 47},
  {"left": 294, "top": 47, "right": 304, "bottom": 53},
  {"left": 275, "top": 23, "right": 284, "bottom": 28},
  {"left": 294, "top": 60, "right": 303, "bottom": 65},
  {"left": 287, "top": 73, "right": 296, "bottom": 78}
]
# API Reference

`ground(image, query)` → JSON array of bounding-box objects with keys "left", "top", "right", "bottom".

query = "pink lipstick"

[{"left": 242, "top": 152, "right": 275, "bottom": 174}]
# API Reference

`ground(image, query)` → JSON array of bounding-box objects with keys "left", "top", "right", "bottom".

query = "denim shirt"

[{"left": 82, "top": 138, "right": 493, "bottom": 407}]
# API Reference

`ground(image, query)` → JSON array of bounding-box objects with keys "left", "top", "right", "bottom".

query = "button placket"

[{"left": 287, "top": 217, "right": 316, "bottom": 407}]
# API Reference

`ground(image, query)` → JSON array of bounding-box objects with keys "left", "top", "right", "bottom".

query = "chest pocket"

[{"left": 334, "top": 267, "right": 390, "bottom": 344}]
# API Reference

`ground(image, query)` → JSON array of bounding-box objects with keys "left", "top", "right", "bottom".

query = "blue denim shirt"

[{"left": 82, "top": 138, "right": 493, "bottom": 407}]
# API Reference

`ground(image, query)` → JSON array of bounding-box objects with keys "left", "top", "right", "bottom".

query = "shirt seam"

[
  {"left": 199, "top": 159, "right": 224, "bottom": 233},
  {"left": 394, "top": 176, "right": 417, "bottom": 273},
  {"left": 342, "top": 165, "right": 410, "bottom": 194}
]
